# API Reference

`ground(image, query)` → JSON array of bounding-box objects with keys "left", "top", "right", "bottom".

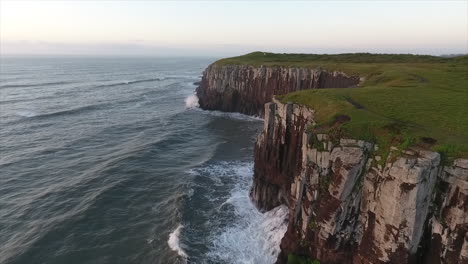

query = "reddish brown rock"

[
  {"left": 250, "top": 100, "right": 315, "bottom": 211},
  {"left": 425, "top": 159, "right": 468, "bottom": 264},
  {"left": 196, "top": 64, "right": 360, "bottom": 116},
  {"left": 252, "top": 100, "right": 467, "bottom": 264},
  {"left": 197, "top": 62, "right": 467, "bottom": 263}
]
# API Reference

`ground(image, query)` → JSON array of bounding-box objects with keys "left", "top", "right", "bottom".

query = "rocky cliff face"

[
  {"left": 426, "top": 159, "right": 468, "bottom": 264},
  {"left": 251, "top": 99, "right": 468, "bottom": 264},
  {"left": 196, "top": 64, "right": 360, "bottom": 116}
]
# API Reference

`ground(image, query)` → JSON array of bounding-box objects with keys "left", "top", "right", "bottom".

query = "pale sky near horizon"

[{"left": 1, "top": 0, "right": 467, "bottom": 56}]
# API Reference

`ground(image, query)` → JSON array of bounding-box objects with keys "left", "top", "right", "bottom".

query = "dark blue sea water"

[{"left": 0, "top": 57, "right": 288, "bottom": 264}]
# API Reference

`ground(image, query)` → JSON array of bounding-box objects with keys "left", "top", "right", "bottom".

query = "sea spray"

[
  {"left": 192, "top": 108, "right": 263, "bottom": 122},
  {"left": 187, "top": 161, "right": 289, "bottom": 264},
  {"left": 185, "top": 94, "right": 199, "bottom": 108},
  {"left": 168, "top": 224, "right": 188, "bottom": 260},
  {"left": 207, "top": 192, "right": 288, "bottom": 263}
]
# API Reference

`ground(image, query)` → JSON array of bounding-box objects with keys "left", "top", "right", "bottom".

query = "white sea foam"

[
  {"left": 184, "top": 94, "right": 199, "bottom": 108},
  {"left": 168, "top": 224, "right": 188, "bottom": 260},
  {"left": 208, "top": 190, "right": 288, "bottom": 264},
  {"left": 191, "top": 161, "right": 289, "bottom": 264},
  {"left": 206, "top": 110, "right": 263, "bottom": 122},
  {"left": 192, "top": 108, "right": 263, "bottom": 122},
  {"left": 183, "top": 92, "right": 262, "bottom": 121}
]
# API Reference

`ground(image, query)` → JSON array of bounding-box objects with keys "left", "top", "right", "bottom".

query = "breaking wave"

[
  {"left": 168, "top": 224, "right": 188, "bottom": 260},
  {"left": 209, "top": 204, "right": 289, "bottom": 263},
  {"left": 194, "top": 108, "right": 263, "bottom": 122},
  {"left": 184, "top": 94, "right": 199, "bottom": 108},
  {"left": 187, "top": 161, "right": 289, "bottom": 264},
  {"left": 1, "top": 57, "right": 273, "bottom": 263},
  {"left": 0, "top": 81, "right": 71, "bottom": 89}
]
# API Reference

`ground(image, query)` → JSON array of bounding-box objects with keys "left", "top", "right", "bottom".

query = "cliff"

[
  {"left": 252, "top": 99, "right": 468, "bottom": 264},
  {"left": 196, "top": 63, "right": 360, "bottom": 116},
  {"left": 196, "top": 52, "right": 468, "bottom": 263}
]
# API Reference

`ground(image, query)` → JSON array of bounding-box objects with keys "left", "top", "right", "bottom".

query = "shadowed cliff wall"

[
  {"left": 252, "top": 99, "right": 468, "bottom": 264},
  {"left": 196, "top": 64, "right": 360, "bottom": 116}
]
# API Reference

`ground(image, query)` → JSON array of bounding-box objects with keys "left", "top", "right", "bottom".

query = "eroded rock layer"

[
  {"left": 196, "top": 64, "right": 360, "bottom": 116},
  {"left": 426, "top": 159, "right": 468, "bottom": 264},
  {"left": 251, "top": 99, "right": 468, "bottom": 264}
]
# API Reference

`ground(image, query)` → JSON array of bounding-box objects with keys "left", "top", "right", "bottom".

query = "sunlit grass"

[{"left": 218, "top": 52, "right": 468, "bottom": 158}]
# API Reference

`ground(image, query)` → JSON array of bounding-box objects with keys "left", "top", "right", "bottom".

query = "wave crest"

[
  {"left": 168, "top": 224, "right": 188, "bottom": 260},
  {"left": 184, "top": 95, "right": 199, "bottom": 108},
  {"left": 188, "top": 161, "right": 289, "bottom": 264},
  {"left": 95, "top": 78, "right": 164, "bottom": 88},
  {"left": 195, "top": 108, "right": 262, "bottom": 122},
  {"left": 0, "top": 81, "right": 71, "bottom": 89}
]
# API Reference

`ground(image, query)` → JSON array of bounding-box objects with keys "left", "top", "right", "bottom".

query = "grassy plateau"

[{"left": 216, "top": 52, "right": 468, "bottom": 161}]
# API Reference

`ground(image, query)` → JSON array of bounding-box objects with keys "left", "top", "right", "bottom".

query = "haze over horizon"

[{"left": 1, "top": 0, "right": 467, "bottom": 57}]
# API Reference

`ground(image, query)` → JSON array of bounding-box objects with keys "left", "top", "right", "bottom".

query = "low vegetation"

[{"left": 219, "top": 52, "right": 468, "bottom": 158}]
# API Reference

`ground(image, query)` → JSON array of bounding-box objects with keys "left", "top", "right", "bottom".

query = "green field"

[{"left": 216, "top": 52, "right": 468, "bottom": 160}]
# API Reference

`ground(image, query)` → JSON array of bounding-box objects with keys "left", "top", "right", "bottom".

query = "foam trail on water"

[
  {"left": 208, "top": 193, "right": 288, "bottom": 263},
  {"left": 168, "top": 224, "right": 188, "bottom": 260},
  {"left": 192, "top": 108, "right": 263, "bottom": 122},
  {"left": 192, "top": 162, "right": 289, "bottom": 264},
  {"left": 184, "top": 95, "right": 199, "bottom": 108}
]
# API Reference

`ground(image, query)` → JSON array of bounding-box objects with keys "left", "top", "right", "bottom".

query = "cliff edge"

[
  {"left": 196, "top": 52, "right": 468, "bottom": 263},
  {"left": 252, "top": 99, "right": 467, "bottom": 264},
  {"left": 196, "top": 63, "right": 360, "bottom": 116}
]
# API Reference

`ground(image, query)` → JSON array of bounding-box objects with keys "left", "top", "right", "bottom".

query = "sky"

[{"left": 1, "top": 0, "right": 467, "bottom": 56}]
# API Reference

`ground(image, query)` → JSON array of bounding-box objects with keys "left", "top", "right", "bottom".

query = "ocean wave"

[
  {"left": 207, "top": 164, "right": 288, "bottom": 264},
  {"left": 0, "top": 95, "right": 57, "bottom": 105},
  {"left": 15, "top": 110, "right": 38, "bottom": 118},
  {"left": 208, "top": 204, "right": 289, "bottom": 264},
  {"left": 188, "top": 161, "right": 289, "bottom": 264},
  {"left": 13, "top": 103, "right": 109, "bottom": 120},
  {"left": 0, "top": 81, "right": 71, "bottom": 89},
  {"left": 184, "top": 94, "right": 199, "bottom": 108},
  {"left": 165, "top": 74, "right": 199, "bottom": 80},
  {"left": 168, "top": 224, "right": 188, "bottom": 261},
  {"left": 190, "top": 108, "right": 263, "bottom": 122},
  {"left": 94, "top": 78, "right": 165, "bottom": 88},
  {"left": 93, "top": 75, "right": 198, "bottom": 89},
  {"left": 0, "top": 58, "right": 231, "bottom": 263}
]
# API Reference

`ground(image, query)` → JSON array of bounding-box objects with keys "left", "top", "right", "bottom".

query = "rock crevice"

[{"left": 251, "top": 99, "right": 468, "bottom": 264}]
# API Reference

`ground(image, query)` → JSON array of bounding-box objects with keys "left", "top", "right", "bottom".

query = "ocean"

[{"left": 0, "top": 57, "right": 288, "bottom": 264}]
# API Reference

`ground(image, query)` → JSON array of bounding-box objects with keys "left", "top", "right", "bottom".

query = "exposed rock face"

[
  {"left": 196, "top": 64, "right": 360, "bottom": 116},
  {"left": 251, "top": 99, "right": 468, "bottom": 264},
  {"left": 357, "top": 149, "right": 440, "bottom": 264},
  {"left": 251, "top": 100, "right": 315, "bottom": 210},
  {"left": 426, "top": 159, "right": 468, "bottom": 264}
]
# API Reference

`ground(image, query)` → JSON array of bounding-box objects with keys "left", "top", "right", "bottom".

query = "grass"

[
  {"left": 215, "top": 51, "right": 448, "bottom": 67},
  {"left": 216, "top": 52, "right": 468, "bottom": 158}
]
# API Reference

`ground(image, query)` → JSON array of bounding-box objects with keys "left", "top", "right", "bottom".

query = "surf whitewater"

[
  {"left": 0, "top": 57, "right": 287, "bottom": 264},
  {"left": 168, "top": 161, "right": 289, "bottom": 263}
]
